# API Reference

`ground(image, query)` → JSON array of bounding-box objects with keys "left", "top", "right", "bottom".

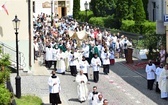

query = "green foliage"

[
  {"left": 134, "top": 0, "right": 146, "bottom": 23},
  {"left": 103, "top": 15, "right": 115, "bottom": 28},
  {"left": 0, "top": 69, "right": 10, "bottom": 84},
  {"left": 0, "top": 84, "right": 12, "bottom": 105},
  {"left": 121, "top": 20, "right": 157, "bottom": 49},
  {"left": 90, "top": 0, "right": 117, "bottom": 17},
  {"left": 15, "top": 95, "right": 42, "bottom": 105},
  {"left": 78, "top": 11, "right": 94, "bottom": 22},
  {"left": 142, "top": 0, "right": 149, "bottom": 19},
  {"left": 0, "top": 54, "right": 10, "bottom": 67},
  {"left": 0, "top": 46, "right": 12, "bottom": 104},
  {"left": 115, "top": 0, "right": 129, "bottom": 20},
  {"left": 73, "top": 0, "right": 80, "bottom": 19},
  {"left": 89, "top": 17, "right": 105, "bottom": 27}
]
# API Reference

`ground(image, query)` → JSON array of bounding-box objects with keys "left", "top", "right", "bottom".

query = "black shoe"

[{"left": 62, "top": 72, "right": 65, "bottom": 75}]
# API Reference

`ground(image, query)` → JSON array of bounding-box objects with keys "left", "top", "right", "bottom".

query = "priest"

[
  {"left": 75, "top": 70, "right": 88, "bottom": 103},
  {"left": 159, "top": 64, "right": 168, "bottom": 99}
]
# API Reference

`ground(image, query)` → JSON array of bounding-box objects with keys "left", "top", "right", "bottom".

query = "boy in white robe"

[
  {"left": 76, "top": 70, "right": 88, "bottom": 103},
  {"left": 88, "top": 86, "right": 100, "bottom": 105},
  {"left": 145, "top": 60, "right": 156, "bottom": 90}
]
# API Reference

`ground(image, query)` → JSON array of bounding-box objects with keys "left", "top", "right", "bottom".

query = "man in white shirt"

[{"left": 145, "top": 60, "right": 156, "bottom": 90}]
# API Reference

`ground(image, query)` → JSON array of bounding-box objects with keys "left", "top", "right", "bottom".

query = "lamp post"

[
  {"left": 84, "top": 1, "right": 88, "bottom": 22},
  {"left": 51, "top": 0, "right": 53, "bottom": 26},
  {"left": 12, "top": 15, "right": 21, "bottom": 98}
]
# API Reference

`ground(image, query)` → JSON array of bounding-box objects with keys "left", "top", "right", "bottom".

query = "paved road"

[{"left": 10, "top": 58, "right": 168, "bottom": 105}]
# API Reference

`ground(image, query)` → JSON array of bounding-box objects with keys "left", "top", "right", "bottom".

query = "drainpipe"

[{"left": 28, "top": 0, "right": 32, "bottom": 67}]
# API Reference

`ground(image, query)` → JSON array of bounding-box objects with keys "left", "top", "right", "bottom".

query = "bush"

[
  {"left": 78, "top": 11, "right": 94, "bottom": 22},
  {"left": 0, "top": 85, "right": 12, "bottom": 105},
  {"left": 121, "top": 20, "right": 156, "bottom": 35},
  {"left": 89, "top": 17, "right": 105, "bottom": 27}
]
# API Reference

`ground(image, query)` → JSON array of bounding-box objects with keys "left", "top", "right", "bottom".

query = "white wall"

[
  {"left": 0, "top": 0, "right": 34, "bottom": 72},
  {"left": 33, "top": 0, "right": 51, "bottom": 17}
]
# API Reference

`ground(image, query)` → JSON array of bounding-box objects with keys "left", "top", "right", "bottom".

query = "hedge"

[
  {"left": 120, "top": 20, "right": 156, "bottom": 35},
  {"left": 78, "top": 11, "right": 94, "bottom": 22}
]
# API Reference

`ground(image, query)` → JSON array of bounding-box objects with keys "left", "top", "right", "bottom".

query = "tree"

[
  {"left": 73, "top": 0, "right": 80, "bottom": 19},
  {"left": 142, "top": 0, "right": 149, "bottom": 19},
  {"left": 134, "top": 0, "right": 146, "bottom": 24},
  {"left": 90, "top": 0, "right": 117, "bottom": 17}
]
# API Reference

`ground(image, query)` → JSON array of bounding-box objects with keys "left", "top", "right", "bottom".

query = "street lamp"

[
  {"left": 51, "top": 0, "right": 53, "bottom": 26},
  {"left": 84, "top": 1, "right": 88, "bottom": 22},
  {"left": 12, "top": 15, "right": 21, "bottom": 98}
]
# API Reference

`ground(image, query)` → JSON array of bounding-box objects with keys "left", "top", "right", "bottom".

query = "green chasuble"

[{"left": 58, "top": 44, "right": 66, "bottom": 52}]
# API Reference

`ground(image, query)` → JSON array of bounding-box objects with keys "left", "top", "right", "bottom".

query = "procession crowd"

[
  {"left": 33, "top": 13, "right": 133, "bottom": 105},
  {"left": 145, "top": 45, "right": 168, "bottom": 100},
  {"left": 32, "top": 13, "right": 155, "bottom": 105}
]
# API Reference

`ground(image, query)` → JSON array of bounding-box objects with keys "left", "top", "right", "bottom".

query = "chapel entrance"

[{"left": 57, "top": 1, "right": 67, "bottom": 18}]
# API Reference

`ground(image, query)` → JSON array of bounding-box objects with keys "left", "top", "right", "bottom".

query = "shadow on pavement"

[{"left": 68, "top": 98, "right": 79, "bottom": 102}]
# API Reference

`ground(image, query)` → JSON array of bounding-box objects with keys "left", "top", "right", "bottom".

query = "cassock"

[
  {"left": 159, "top": 69, "right": 168, "bottom": 98},
  {"left": 76, "top": 73, "right": 88, "bottom": 102},
  {"left": 45, "top": 46, "right": 53, "bottom": 69},
  {"left": 69, "top": 52, "right": 79, "bottom": 76},
  {"left": 145, "top": 63, "right": 156, "bottom": 90},
  {"left": 48, "top": 75, "right": 61, "bottom": 104},
  {"left": 101, "top": 51, "right": 110, "bottom": 74},
  {"left": 91, "top": 57, "right": 101, "bottom": 83},
  {"left": 52, "top": 48, "right": 59, "bottom": 70},
  {"left": 56, "top": 50, "right": 66, "bottom": 74}
]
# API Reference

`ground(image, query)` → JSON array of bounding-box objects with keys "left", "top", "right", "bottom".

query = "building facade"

[
  {"left": 33, "top": 0, "right": 91, "bottom": 18},
  {"left": 0, "top": 0, "right": 34, "bottom": 72},
  {"left": 148, "top": 0, "right": 166, "bottom": 21}
]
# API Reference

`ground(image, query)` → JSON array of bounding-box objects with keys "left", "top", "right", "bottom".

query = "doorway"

[{"left": 61, "top": 7, "right": 67, "bottom": 17}]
